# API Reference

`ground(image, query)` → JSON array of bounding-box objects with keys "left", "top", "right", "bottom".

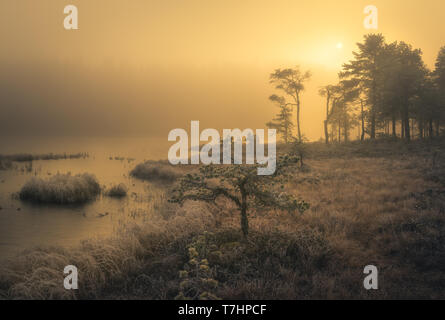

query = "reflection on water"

[{"left": 0, "top": 136, "right": 170, "bottom": 262}]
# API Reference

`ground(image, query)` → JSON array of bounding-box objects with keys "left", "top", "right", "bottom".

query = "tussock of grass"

[
  {"left": 19, "top": 173, "right": 101, "bottom": 204},
  {"left": 106, "top": 183, "right": 128, "bottom": 198},
  {"left": 130, "top": 161, "right": 180, "bottom": 183}
]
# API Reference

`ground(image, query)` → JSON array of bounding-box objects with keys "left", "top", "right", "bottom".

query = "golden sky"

[{"left": 1, "top": 0, "right": 444, "bottom": 140}]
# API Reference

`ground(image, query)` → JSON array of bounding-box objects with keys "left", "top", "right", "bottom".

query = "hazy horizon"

[
  {"left": 1, "top": 0, "right": 445, "bottom": 302},
  {"left": 1, "top": 0, "right": 444, "bottom": 141}
]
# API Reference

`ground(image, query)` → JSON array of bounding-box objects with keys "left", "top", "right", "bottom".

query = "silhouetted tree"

[
  {"left": 270, "top": 67, "right": 311, "bottom": 142},
  {"left": 382, "top": 41, "right": 427, "bottom": 141},
  {"left": 322, "top": 80, "right": 360, "bottom": 143},
  {"left": 415, "top": 74, "right": 438, "bottom": 139},
  {"left": 319, "top": 85, "right": 335, "bottom": 144},
  {"left": 340, "top": 34, "right": 386, "bottom": 140},
  {"left": 341, "top": 35, "right": 429, "bottom": 141},
  {"left": 433, "top": 46, "right": 445, "bottom": 135},
  {"left": 266, "top": 94, "right": 294, "bottom": 143}
]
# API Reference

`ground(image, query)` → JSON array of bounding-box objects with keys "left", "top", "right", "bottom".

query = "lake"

[{"left": 0, "top": 136, "right": 170, "bottom": 263}]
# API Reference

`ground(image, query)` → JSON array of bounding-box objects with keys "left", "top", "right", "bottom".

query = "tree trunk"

[
  {"left": 324, "top": 94, "right": 330, "bottom": 144},
  {"left": 370, "top": 83, "right": 377, "bottom": 139},
  {"left": 418, "top": 120, "right": 424, "bottom": 140},
  {"left": 284, "top": 123, "right": 288, "bottom": 144},
  {"left": 296, "top": 94, "right": 302, "bottom": 142},
  {"left": 338, "top": 120, "right": 341, "bottom": 143},
  {"left": 401, "top": 119, "right": 405, "bottom": 139},
  {"left": 324, "top": 120, "right": 329, "bottom": 144},
  {"left": 403, "top": 107, "right": 410, "bottom": 141},
  {"left": 240, "top": 188, "right": 248, "bottom": 238},
  {"left": 361, "top": 100, "right": 365, "bottom": 141},
  {"left": 392, "top": 115, "right": 396, "bottom": 137},
  {"left": 429, "top": 118, "right": 433, "bottom": 138},
  {"left": 370, "top": 111, "right": 376, "bottom": 139}
]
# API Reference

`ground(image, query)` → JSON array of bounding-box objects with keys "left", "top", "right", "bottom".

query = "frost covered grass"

[
  {"left": 19, "top": 173, "right": 101, "bottom": 204},
  {"left": 1, "top": 140, "right": 445, "bottom": 299},
  {"left": 105, "top": 183, "right": 128, "bottom": 198},
  {"left": 130, "top": 161, "right": 181, "bottom": 183}
]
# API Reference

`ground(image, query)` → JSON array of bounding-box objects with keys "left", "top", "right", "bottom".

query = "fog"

[{"left": 1, "top": 0, "right": 444, "bottom": 140}]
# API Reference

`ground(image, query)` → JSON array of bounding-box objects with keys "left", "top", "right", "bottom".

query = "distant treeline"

[{"left": 268, "top": 34, "right": 445, "bottom": 144}]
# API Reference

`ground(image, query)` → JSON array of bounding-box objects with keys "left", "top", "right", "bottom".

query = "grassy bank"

[
  {"left": 288, "top": 137, "right": 445, "bottom": 160},
  {"left": 0, "top": 153, "right": 88, "bottom": 162},
  {"left": 1, "top": 140, "right": 444, "bottom": 299}
]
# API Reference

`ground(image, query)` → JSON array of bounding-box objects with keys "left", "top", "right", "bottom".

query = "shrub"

[
  {"left": 130, "top": 161, "right": 180, "bottom": 183},
  {"left": 19, "top": 173, "right": 101, "bottom": 204},
  {"left": 170, "top": 155, "right": 309, "bottom": 238},
  {"left": 106, "top": 183, "right": 128, "bottom": 198}
]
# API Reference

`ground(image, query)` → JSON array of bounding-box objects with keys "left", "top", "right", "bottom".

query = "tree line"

[{"left": 268, "top": 34, "right": 445, "bottom": 143}]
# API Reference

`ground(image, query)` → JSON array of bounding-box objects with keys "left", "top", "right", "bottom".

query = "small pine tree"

[{"left": 169, "top": 155, "right": 309, "bottom": 238}]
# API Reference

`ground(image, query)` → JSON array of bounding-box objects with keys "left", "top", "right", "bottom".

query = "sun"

[{"left": 286, "top": 39, "right": 349, "bottom": 69}]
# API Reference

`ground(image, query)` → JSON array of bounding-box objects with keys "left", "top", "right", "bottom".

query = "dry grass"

[
  {"left": 281, "top": 154, "right": 445, "bottom": 299},
  {"left": 1, "top": 140, "right": 445, "bottom": 299}
]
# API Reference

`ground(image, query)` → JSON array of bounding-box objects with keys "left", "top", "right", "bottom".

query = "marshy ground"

[{"left": 0, "top": 138, "right": 444, "bottom": 299}]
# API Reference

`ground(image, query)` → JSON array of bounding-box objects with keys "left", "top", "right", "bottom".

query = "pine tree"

[{"left": 266, "top": 94, "right": 295, "bottom": 143}]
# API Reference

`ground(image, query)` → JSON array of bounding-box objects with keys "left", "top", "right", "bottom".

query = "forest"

[{"left": 267, "top": 34, "right": 445, "bottom": 144}]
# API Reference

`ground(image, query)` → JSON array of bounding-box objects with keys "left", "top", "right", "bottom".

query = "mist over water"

[{"left": 0, "top": 0, "right": 445, "bottom": 301}]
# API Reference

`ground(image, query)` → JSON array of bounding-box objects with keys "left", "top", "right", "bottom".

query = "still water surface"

[{"left": 0, "top": 136, "right": 169, "bottom": 262}]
